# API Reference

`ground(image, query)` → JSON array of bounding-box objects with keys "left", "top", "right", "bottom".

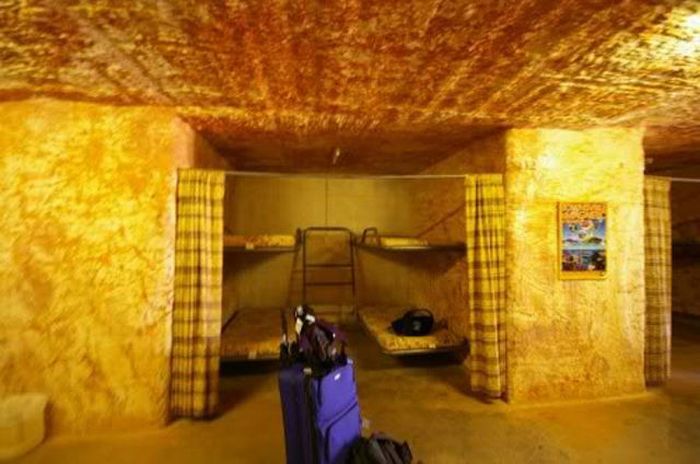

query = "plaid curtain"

[
  {"left": 465, "top": 174, "right": 507, "bottom": 398},
  {"left": 170, "top": 169, "right": 225, "bottom": 418},
  {"left": 644, "top": 176, "right": 672, "bottom": 385}
]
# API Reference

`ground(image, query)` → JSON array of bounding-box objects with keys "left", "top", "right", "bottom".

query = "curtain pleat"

[
  {"left": 465, "top": 174, "right": 507, "bottom": 398},
  {"left": 170, "top": 169, "right": 225, "bottom": 418},
  {"left": 644, "top": 176, "right": 672, "bottom": 385}
]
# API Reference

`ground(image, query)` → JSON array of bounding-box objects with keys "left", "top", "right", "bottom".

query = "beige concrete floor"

[{"left": 15, "top": 318, "right": 700, "bottom": 464}]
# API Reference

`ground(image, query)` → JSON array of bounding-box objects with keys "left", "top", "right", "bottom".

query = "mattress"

[
  {"left": 223, "top": 234, "right": 297, "bottom": 250},
  {"left": 362, "top": 235, "right": 430, "bottom": 248},
  {"left": 358, "top": 305, "right": 466, "bottom": 355},
  {"left": 220, "top": 307, "right": 294, "bottom": 361}
]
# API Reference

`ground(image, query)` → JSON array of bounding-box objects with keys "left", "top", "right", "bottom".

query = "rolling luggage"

[
  {"left": 279, "top": 361, "right": 362, "bottom": 464},
  {"left": 279, "top": 306, "right": 362, "bottom": 464}
]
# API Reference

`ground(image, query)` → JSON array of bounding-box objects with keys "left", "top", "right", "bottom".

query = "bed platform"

[
  {"left": 221, "top": 308, "right": 292, "bottom": 361},
  {"left": 223, "top": 229, "right": 301, "bottom": 252},
  {"left": 355, "top": 227, "right": 465, "bottom": 252},
  {"left": 357, "top": 306, "right": 467, "bottom": 355}
]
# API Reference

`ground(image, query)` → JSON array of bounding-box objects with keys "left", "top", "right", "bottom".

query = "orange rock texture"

[
  {"left": 505, "top": 128, "right": 646, "bottom": 402},
  {"left": 0, "top": 1, "right": 699, "bottom": 171},
  {"left": 0, "top": 98, "right": 226, "bottom": 435}
]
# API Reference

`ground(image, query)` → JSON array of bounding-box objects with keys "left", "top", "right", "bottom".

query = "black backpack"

[
  {"left": 391, "top": 309, "right": 434, "bottom": 336},
  {"left": 349, "top": 433, "right": 413, "bottom": 464}
]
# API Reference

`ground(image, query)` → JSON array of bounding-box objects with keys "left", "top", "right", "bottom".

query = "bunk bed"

[
  {"left": 220, "top": 227, "right": 467, "bottom": 360},
  {"left": 353, "top": 228, "right": 467, "bottom": 355},
  {"left": 354, "top": 227, "right": 466, "bottom": 252},
  {"left": 223, "top": 228, "right": 302, "bottom": 252},
  {"left": 220, "top": 227, "right": 356, "bottom": 361},
  {"left": 220, "top": 308, "right": 293, "bottom": 361},
  {"left": 220, "top": 229, "right": 300, "bottom": 361},
  {"left": 357, "top": 306, "right": 467, "bottom": 355}
]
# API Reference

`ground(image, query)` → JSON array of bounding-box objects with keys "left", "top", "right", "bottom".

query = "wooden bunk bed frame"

[
  {"left": 353, "top": 227, "right": 467, "bottom": 356},
  {"left": 223, "top": 228, "right": 302, "bottom": 252},
  {"left": 220, "top": 229, "right": 300, "bottom": 361},
  {"left": 354, "top": 227, "right": 465, "bottom": 252},
  {"left": 221, "top": 227, "right": 467, "bottom": 360},
  {"left": 220, "top": 307, "right": 293, "bottom": 361},
  {"left": 357, "top": 306, "right": 467, "bottom": 356}
]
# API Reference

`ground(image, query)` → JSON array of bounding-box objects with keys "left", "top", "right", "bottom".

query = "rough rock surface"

[{"left": 1, "top": 1, "right": 699, "bottom": 171}]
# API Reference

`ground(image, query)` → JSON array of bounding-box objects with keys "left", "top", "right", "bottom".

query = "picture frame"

[{"left": 558, "top": 202, "right": 607, "bottom": 280}]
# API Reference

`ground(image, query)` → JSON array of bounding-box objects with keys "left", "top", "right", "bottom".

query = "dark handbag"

[
  {"left": 391, "top": 309, "right": 434, "bottom": 336},
  {"left": 281, "top": 304, "right": 348, "bottom": 375},
  {"left": 299, "top": 319, "right": 347, "bottom": 366}
]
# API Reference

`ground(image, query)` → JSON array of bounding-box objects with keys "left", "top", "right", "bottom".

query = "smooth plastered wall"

[
  {"left": 0, "top": 98, "right": 227, "bottom": 435},
  {"left": 505, "top": 128, "right": 646, "bottom": 402}
]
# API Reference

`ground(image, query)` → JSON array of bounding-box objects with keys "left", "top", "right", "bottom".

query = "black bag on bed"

[{"left": 391, "top": 309, "right": 434, "bottom": 337}]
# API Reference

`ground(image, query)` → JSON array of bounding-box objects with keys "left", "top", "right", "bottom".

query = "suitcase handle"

[
  {"left": 280, "top": 308, "right": 292, "bottom": 366},
  {"left": 281, "top": 308, "right": 288, "bottom": 341}
]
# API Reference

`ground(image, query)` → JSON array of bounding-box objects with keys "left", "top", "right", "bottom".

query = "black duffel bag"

[
  {"left": 391, "top": 308, "right": 434, "bottom": 337},
  {"left": 349, "top": 433, "right": 413, "bottom": 464}
]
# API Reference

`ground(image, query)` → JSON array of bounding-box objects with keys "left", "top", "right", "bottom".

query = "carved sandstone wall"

[
  {"left": 505, "top": 128, "right": 646, "bottom": 402},
  {"left": 0, "top": 98, "right": 227, "bottom": 435},
  {"left": 414, "top": 132, "right": 507, "bottom": 344}
]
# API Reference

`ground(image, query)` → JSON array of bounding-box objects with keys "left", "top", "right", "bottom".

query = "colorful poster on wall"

[{"left": 559, "top": 202, "right": 607, "bottom": 280}]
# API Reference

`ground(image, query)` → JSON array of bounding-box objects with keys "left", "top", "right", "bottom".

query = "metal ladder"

[{"left": 301, "top": 227, "right": 356, "bottom": 304}]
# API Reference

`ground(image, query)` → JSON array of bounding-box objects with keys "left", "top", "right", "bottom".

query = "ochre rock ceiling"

[{"left": 1, "top": 0, "right": 699, "bottom": 172}]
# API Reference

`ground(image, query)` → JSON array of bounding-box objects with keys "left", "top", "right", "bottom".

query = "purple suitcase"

[{"left": 279, "top": 360, "right": 362, "bottom": 464}]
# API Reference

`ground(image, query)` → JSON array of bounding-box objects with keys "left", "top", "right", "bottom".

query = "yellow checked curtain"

[
  {"left": 465, "top": 174, "right": 507, "bottom": 398},
  {"left": 644, "top": 176, "right": 672, "bottom": 385},
  {"left": 170, "top": 169, "right": 225, "bottom": 418}
]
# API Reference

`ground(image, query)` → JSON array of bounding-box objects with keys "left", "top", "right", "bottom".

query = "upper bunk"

[
  {"left": 223, "top": 228, "right": 302, "bottom": 252},
  {"left": 354, "top": 227, "right": 465, "bottom": 252}
]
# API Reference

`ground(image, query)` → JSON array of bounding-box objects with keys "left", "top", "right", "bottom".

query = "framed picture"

[{"left": 558, "top": 202, "right": 607, "bottom": 280}]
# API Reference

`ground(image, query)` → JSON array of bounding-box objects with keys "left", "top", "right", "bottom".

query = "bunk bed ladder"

[{"left": 302, "top": 227, "right": 356, "bottom": 308}]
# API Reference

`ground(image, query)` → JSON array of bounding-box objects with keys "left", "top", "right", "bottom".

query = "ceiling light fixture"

[
  {"left": 685, "top": 13, "right": 700, "bottom": 30},
  {"left": 332, "top": 147, "right": 342, "bottom": 165},
  {"left": 676, "top": 37, "right": 700, "bottom": 56},
  {"left": 677, "top": 13, "right": 700, "bottom": 56}
]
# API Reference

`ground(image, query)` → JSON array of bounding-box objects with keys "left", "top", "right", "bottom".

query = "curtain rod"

[
  {"left": 223, "top": 171, "right": 700, "bottom": 183},
  {"left": 223, "top": 170, "right": 468, "bottom": 180}
]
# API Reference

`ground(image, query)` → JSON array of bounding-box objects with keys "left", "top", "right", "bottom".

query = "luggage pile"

[{"left": 278, "top": 305, "right": 413, "bottom": 464}]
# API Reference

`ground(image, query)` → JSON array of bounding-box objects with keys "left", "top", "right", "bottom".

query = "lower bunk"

[
  {"left": 357, "top": 305, "right": 467, "bottom": 356},
  {"left": 221, "top": 305, "right": 467, "bottom": 360},
  {"left": 221, "top": 307, "right": 293, "bottom": 361}
]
